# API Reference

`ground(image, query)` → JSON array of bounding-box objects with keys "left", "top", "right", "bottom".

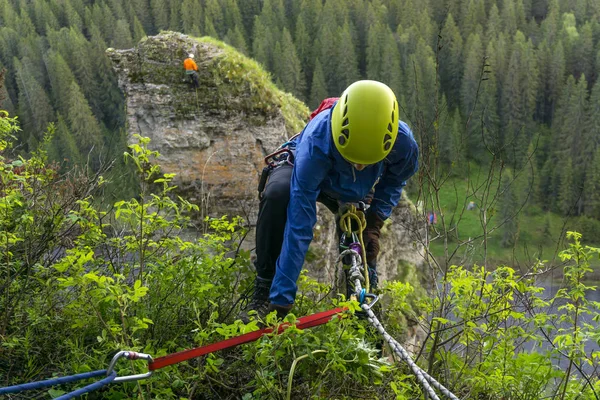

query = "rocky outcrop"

[{"left": 107, "top": 32, "right": 426, "bottom": 289}]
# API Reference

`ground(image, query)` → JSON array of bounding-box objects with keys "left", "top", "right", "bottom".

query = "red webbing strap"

[{"left": 148, "top": 307, "right": 347, "bottom": 371}]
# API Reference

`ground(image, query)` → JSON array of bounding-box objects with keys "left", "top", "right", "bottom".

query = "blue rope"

[
  {"left": 0, "top": 370, "right": 107, "bottom": 394},
  {"left": 55, "top": 371, "right": 117, "bottom": 400}
]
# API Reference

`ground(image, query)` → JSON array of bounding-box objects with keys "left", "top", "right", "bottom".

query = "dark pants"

[
  {"left": 255, "top": 165, "right": 340, "bottom": 281},
  {"left": 187, "top": 71, "right": 199, "bottom": 88}
]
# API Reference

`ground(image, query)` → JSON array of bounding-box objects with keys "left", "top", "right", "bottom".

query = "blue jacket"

[{"left": 269, "top": 104, "right": 419, "bottom": 306}]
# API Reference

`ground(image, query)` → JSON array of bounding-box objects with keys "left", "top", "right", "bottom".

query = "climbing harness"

[
  {"left": 257, "top": 134, "right": 298, "bottom": 198},
  {"left": 338, "top": 202, "right": 370, "bottom": 294}
]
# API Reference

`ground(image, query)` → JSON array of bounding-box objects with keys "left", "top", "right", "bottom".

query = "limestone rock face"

[{"left": 107, "top": 32, "right": 426, "bottom": 287}]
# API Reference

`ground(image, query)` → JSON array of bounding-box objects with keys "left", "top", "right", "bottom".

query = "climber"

[
  {"left": 183, "top": 53, "right": 199, "bottom": 88},
  {"left": 239, "top": 80, "right": 419, "bottom": 323}
]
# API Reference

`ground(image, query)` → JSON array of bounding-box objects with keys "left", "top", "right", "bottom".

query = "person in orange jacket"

[{"left": 183, "top": 53, "right": 199, "bottom": 88}]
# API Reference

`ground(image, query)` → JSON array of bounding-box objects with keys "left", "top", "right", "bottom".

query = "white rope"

[
  {"left": 338, "top": 213, "right": 460, "bottom": 400},
  {"left": 360, "top": 302, "right": 461, "bottom": 400}
]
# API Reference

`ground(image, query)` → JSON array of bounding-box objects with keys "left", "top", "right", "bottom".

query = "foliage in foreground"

[{"left": 1, "top": 114, "right": 600, "bottom": 399}]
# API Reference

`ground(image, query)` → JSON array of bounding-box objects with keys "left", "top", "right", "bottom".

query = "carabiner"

[
  {"left": 106, "top": 351, "right": 154, "bottom": 383},
  {"left": 361, "top": 294, "right": 379, "bottom": 310}
]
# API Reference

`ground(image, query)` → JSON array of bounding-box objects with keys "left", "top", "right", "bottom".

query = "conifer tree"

[
  {"left": 366, "top": 21, "right": 386, "bottom": 81},
  {"left": 65, "top": 0, "right": 83, "bottom": 33},
  {"left": 89, "top": 22, "right": 124, "bottom": 128},
  {"left": 107, "top": 0, "right": 126, "bottom": 22},
  {"left": 204, "top": 15, "right": 218, "bottom": 38},
  {"left": 131, "top": 0, "right": 152, "bottom": 34},
  {"left": 501, "top": 0, "right": 518, "bottom": 36},
  {"left": 181, "top": 0, "right": 202, "bottom": 35},
  {"left": 1, "top": 0, "right": 19, "bottom": 30},
  {"left": 223, "top": 0, "right": 243, "bottom": 33},
  {"left": 298, "top": 0, "right": 322, "bottom": 45},
  {"left": 168, "top": 0, "right": 182, "bottom": 32},
  {"left": 225, "top": 26, "right": 248, "bottom": 55},
  {"left": 540, "top": 0, "right": 560, "bottom": 44},
  {"left": 32, "top": 0, "right": 59, "bottom": 35},
  {"left": 537, "top": 40, "right": 565, "bottom": 123},
  {"left": 438, "top": 103, "right": 459, "bottom": 172},
  {"left": 379, "top": 27, "right": 402, "bottom": 97},
  {"left": 273, "top": 28, "right": 305, "bottom": 99},
  {"left": 238, "top": 0, "right": 262, "bottom": 38},
  {"left": 294, "top": 18, "right": 312, "bottom": 94},
  {"left": 585, "top": 148, "right": 600, "bottom": 218},
  {"left": 586, "top": 78, "right": 600, "bottom": 154},
  {"left": 45, "top": 51, "right": 76, "bottom": 118},
  {"left": 309, "top": 58, "right": 328, "bottom": 109},
  {"left": 557, "top": 157, "right": 577, "bottom": 215},
  {"left": 204, "top": 0, "right": 224, "bottom": 37},
  {"left": 113, "top": 20, "right": 134, "bottom": 49},
  {"left": 48, "top": 113, "right": 81, "bottom": 168},
  {"left": 440, "top": 13, "right": 464, "bottom": 109},
  {"left": 86, "top": 3, "right": 111, "bottom": 42},
  {"left": 315, "top": 29, "right": 338, "bottom": 96},
  {"left": 515, "top": 0, "right": 527, "bottom": 32},
  {"left": 538, "top": 157, "right": 555, "bottom": 209},
  {"left": 18, "top": 35, "right": 47, "bottom": 88},
  {"left": 150, "top": 0, "right": 169, "bottom": 32},
  {"left": 450, "top": 108, "right": 467, "bottom": 172},
  {"left": 66, "top": 80, "right": 102, "bottom": 156},
  {"left": 335, "top": 21, "right": 360, "bottom": 95},
  {"left": 14, "top": 57, "right": 54, "bottom": 150},
  {"left": 252, "top": 17, "right": 272, "bottom": 70},
  {"left": 132, "top": 16, "right": 146, "bottom": 43},
  {"left": 68, "top": 29, "right": 102, "bottom": 120},
  {"left": 461, "top": 33, "right": 483, "bottom": 119},
  {"left": 461, "top": 0, "right": 486, "bottom": 38},
  {"left": 481, "top": 40, "right": 501, "bottom": 156},
  {"left": 500, "top": 170, "right": 519, "bottom": 248},
  {"left": 573, "top": 22, "right": 593, "bottom": 83},
  {"left": 567, "top": 75, "right": 589, "bottom": 172},
  {"left": 486, "top": 3, "right": 502, "bottom": 42},
  {"left": 404, "top": 39, "right": 437, "bottom": 124},
  {"left": 501, "top": 32, "right": 538, "bottom": 168}
]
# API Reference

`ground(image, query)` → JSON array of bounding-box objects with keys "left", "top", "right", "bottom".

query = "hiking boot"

[
  {"left": 268, "top": 303, "right": 293, "bottom": 320},
  {"left": 238, "top": 277, "right": 272, "bottom": 323}
]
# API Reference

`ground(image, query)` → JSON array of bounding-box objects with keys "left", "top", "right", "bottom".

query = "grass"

[{"left": 424, "top": 163, "right": 592, "bottom": 270}]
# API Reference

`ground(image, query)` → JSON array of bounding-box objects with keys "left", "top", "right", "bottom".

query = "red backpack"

[{"left": 309, "top": 97, "right": 339, "bottom": 120}]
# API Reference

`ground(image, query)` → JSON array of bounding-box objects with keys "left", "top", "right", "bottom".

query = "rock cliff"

[{"left": 107, "top": 32, "right": 426, "bottom": 291}]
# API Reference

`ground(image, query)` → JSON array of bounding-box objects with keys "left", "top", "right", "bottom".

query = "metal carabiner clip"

[
  {"left": 106, "top": 351, "right": 154, "bottom": 383},
  {"left": 361, "top": 293, "right": 379, "bottom": 310}
]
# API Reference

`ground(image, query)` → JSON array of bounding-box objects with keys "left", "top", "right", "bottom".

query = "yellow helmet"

[{"left": 331, "top": 80, "right": 399, "bottom": 164}]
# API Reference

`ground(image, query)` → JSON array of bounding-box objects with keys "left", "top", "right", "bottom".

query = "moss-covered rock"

[{"left": 107, "top": 32, "right": 309, "bottom": 219}]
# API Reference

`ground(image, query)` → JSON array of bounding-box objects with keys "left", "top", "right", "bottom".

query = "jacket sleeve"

[
  {"left": 269, "top": 129, "right": 332, "bottom": 306},
  {"left": 369, "top": 123, "right": 419, "bottom": 220}
]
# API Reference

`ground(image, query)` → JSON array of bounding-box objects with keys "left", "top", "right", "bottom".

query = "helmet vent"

[
  {"left": 387, "top": 123, "right": 393, "bottom": 133},
  {"left": 342, "top": 118, "right": 349, "bottom": 127},
  {"left": 342, "top": 129, "right": 350, "bottom": 137},
  {"left": 384, "top": 142, "right": 391, "bottom": 151},
  {"left": 391, "top": 111, "right": 395, "bottom": 122},
  {"left": 384, "top": 134, "right": 392, "bottom": 142},
  {"left": 339, "top": 135, "right": 347, "bottom": 145},
  {"left": 343, "top": 106, "right": 348, "bottom": 117},
  {"left": 344, "top": 94, "right": 349, "bottom": 104}
]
